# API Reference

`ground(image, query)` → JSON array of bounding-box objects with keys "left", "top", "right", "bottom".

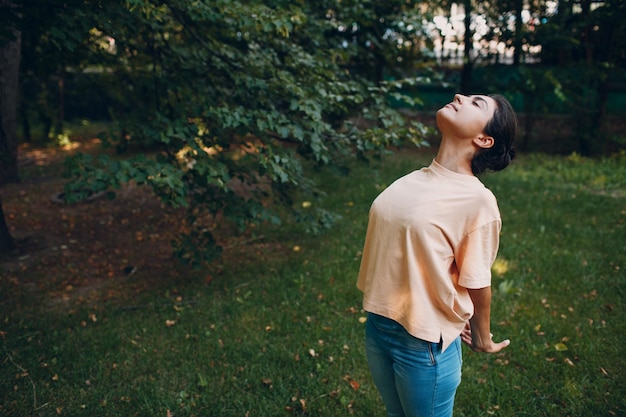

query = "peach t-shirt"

[{"left": 357, "top": 159, "right": 501, "bottom": 352}]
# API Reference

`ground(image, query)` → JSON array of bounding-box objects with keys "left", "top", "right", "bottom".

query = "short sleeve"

[{"left": 456, "top": 220, "right": 501, "bottom": 289}]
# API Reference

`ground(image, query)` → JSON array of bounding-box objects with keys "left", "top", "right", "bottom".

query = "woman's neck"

[{"left": 434, "top": 141, "right": 475, "bottom": 175}]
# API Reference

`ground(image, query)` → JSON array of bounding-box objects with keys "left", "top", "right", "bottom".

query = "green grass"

[{"left": 2, "top": 150, "right": 625, "bottom": 416}]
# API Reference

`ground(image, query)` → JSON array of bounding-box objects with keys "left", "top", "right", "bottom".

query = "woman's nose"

[{"left": 454, "top": 94, "right": 465, "bottom": 104}]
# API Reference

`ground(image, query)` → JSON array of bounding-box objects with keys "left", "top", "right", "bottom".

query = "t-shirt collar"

[{"left": 429, "top": 159, "right": 481, "bottom": 183}]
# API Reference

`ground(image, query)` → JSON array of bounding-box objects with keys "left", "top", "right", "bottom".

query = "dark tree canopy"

[{"left": 6, "top": 0, "right": 432, "bottom": 262}]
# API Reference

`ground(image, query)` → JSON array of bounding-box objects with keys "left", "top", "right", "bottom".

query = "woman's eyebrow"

[{"left": 471, "top": 96, "right": 488, "bottom": 108}]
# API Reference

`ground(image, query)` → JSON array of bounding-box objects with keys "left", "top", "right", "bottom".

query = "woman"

[{"left": 357, "top": 93, "right": 517, "bottom": 417}]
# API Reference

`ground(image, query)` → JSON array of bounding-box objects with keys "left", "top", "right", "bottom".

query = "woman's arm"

[{"left": 461, "top": 286, "right": 510, "bottom": 353}]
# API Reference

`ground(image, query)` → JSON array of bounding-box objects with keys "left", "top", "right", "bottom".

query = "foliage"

[
  {"left": 318, "top": 0, "right": 436, "bottom": 81},
  {"left": 14, "top": 0, "right": 101, "bottom": 141},
  {"left": 1, "top": 151, "right": 625, "bottom": 416},
  {"left": 16, "top": 0, "right": 434, "bottom": 265},
  {"left": 528, "top": 0, "right": 626, "bottom": 155}
]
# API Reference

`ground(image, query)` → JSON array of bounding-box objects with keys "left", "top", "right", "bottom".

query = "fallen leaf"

[
  {"left": 554, "top": 342, "right": 568, "bottom": 352},
  {"left": 349, "top": 379, "right": 360, "bottom": 390}
]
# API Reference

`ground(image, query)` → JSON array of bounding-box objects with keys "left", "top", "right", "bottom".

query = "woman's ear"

[{"left": 473, "top": 135, "right": 495, "bottom": 149}]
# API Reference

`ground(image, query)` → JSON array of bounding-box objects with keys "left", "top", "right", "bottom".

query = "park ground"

[{"left": 1, "top": 118, "right": 625, "bottom": 416}]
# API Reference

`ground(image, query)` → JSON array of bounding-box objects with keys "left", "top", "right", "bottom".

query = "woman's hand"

[
  {"left": 464, "top": 286, "right": 511, "bottom": 353},
  {"left": 461, "top": 321, "right": 510, "bottom": 353},
  {"left": 460, "top": 321, "right": 473, "bottom": 346}
]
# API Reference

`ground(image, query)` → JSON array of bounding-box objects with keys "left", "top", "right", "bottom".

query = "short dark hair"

[{"left": 471, "top": 94, "right": 518, "bottom": 175}]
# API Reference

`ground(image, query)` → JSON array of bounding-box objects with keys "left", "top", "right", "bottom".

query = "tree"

[
  {"left": 538, "top": 0, "right": 626, "bottom": 154},
  {"left": 318, "top": 0, "right": 435, "bottom": 82},
  {"left": 460, "top": 0, "right": 474, "bottom": 93},
  {"left": 39, "top": 0, "right": 430, "bottom": 266},
  {"left": 0, "top": 0, "right": 20, "bottom": 184},
  {"left": 0, "top": 0, "right": 21, "bottom": 253},
  {"left": 17, "top": 0, "right": 104, "bottom": 144}
]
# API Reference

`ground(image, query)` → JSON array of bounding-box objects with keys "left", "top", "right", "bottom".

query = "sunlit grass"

[{"left": 1, "top": 150, "right": 625, "bottom": 416}]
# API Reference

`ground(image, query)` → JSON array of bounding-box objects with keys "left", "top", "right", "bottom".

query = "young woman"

[{"left": 357, "top": 94, "right": 518, "bottom": 417}]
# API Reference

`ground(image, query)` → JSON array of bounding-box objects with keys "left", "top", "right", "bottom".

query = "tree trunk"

[
  {"left": 54, "top": 68, "right": 65, "bottom": 137},
  {"left": 0, "top": 0, "right": 21, "bottom": 255},
  {"left": 460, "top": 0, "right": 473, "bottom": 94},
  {"left": 513, "top": 0, "right": 523, "bottom": 65},
  {"left": 0, "top": 0, "right": 21, "bottom": 185}
]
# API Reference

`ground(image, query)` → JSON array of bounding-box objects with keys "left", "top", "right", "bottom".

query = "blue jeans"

[{"left": 365, "top": 313, "right": 462, "bottom": 417}]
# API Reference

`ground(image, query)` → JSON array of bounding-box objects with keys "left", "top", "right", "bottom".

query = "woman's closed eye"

[{"left": 472, "top": 97, "right": 488, "bottom": 109}]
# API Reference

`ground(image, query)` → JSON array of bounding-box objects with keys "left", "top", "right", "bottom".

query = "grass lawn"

[{"left": 1, "top": 148, "right": 625, "bottom": 416}]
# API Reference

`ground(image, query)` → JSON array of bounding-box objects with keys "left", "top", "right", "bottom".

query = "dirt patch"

[
  {"left": 1, "top": 138, "right": 291, "bottom": 308},
  {"left": 1, "top": 140, "right": 193, "bottom": 306}
]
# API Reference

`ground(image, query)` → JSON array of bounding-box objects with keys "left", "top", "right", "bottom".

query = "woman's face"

[{"left": 436, "top": 94, "right": 497, "bottom": 140}]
